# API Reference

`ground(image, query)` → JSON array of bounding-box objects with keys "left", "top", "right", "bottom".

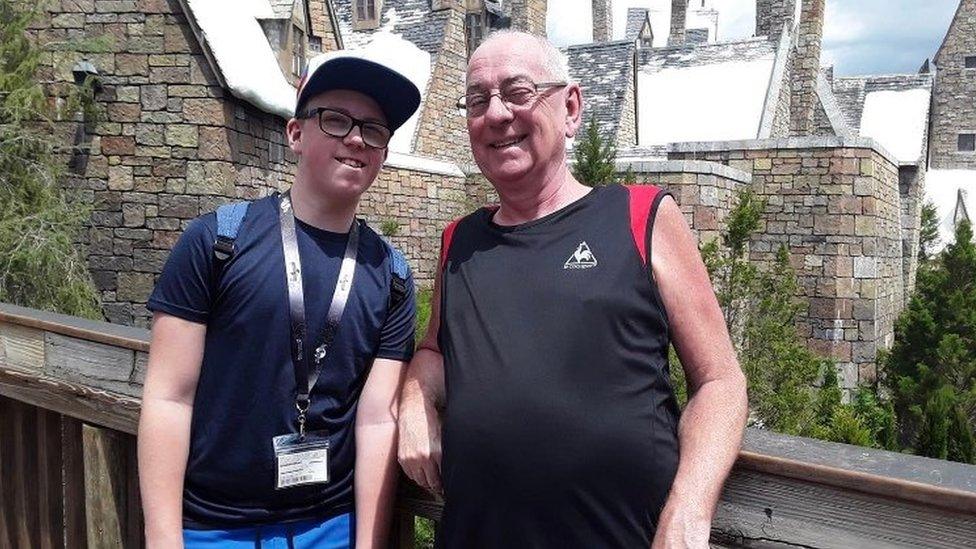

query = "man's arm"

[
  {"left": 354, "top": 357, "right": 407, "bottom": 549},
  {"left": 397, "top": 268, "right": 446, "bottom": 494},
  {"left": 137, "top": 312, "right": 206, "bottom": 549},
  {"left": 650, "top": 197, "right": 749, "bottom": 549}
]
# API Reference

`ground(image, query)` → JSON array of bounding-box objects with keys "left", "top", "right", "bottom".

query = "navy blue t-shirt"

[{"left": 147, "top": 194, "right": 415, "bottom": 529}]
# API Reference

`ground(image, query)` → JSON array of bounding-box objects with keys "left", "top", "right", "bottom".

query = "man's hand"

[
  {"left": 651, "top": 500, "right": 712, "bottom": 548},
  {"left": 397, "top": 347, "right": 445, "bottom": 495}
]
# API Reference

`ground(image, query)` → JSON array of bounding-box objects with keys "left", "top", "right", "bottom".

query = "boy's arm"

[
  {"left": 137, "top": 312, "right": 206, "bottom": 549},
  {"left": 354, "top": 357, "right": 408, "bottom": 549}
]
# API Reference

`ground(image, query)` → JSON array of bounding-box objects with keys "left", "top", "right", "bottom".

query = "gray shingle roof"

[
  {"left": 637, "top": 36, "right": 776, "bottom": 71},
  {"left": 832, "top": 74, "right": 934, "bottom": 134},
  {"left": 625, "top": 8, "right": 649, "bottom": 40},
  {"left": 564, "top": 40, "right": 637, "bottom": 145},
  {"left": 331, "top": 0, "right": 449, "bottom": 58}
]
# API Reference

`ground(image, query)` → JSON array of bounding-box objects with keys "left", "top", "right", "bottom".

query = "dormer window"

[
  {"left": 292, "top": 26, "right": 305, "bottom": 76},
  {"left": 354, "top": 0, "right": 381, "bottom": 30}
]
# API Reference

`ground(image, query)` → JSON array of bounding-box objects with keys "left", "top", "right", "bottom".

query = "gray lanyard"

[{"left": 279, "top": 190, "right": 359, "bottom": 438}]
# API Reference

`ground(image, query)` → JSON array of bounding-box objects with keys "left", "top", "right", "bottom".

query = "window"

[
  {"left": 965, "top": 56, "right": 976, "bottom": 69},
  {"left": 357, "top": 0, "right": 375, "bottom": 20},
  {"left": 960, "top": 133, "right": 976, "bottom": 153},
  {"left": 292, "top": 27, "right": 305, "bottom": 76},
  {"left": 354, "top": 0, "right": 380, "bottom": 29}
]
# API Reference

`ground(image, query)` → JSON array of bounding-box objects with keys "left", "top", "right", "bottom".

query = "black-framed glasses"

[
  {"left": 300, "top": 107, "right": 393, "bottom": 149},
  {"left": 457, "top": 80, "right": 567, "bottom": 118}
]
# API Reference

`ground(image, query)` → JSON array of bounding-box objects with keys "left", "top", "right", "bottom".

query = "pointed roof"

[
  {"left": 934, "top": 0, "right": 974, "bottom": 66},
  {"left": 564, "top": 40, "right": 638, "bottom": 144},
  {"left": 625, "top": 7, "right": 650, "bottom": 40}
]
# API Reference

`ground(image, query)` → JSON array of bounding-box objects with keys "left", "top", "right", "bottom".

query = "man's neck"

[
  {"left": 492, "top": 164, "right": 591, "bottom": 226},
  {"left": 288, "top": 177, "right": 358, "bottom": 233}
]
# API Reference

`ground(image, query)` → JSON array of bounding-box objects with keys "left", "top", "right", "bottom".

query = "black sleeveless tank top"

[{"left": 436, "top": 184, "right": 681, "bottom": 548}]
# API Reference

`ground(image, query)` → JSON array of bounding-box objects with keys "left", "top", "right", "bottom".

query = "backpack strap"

[
  {"left": 214, "top": 201, "right": 250, "bottom": 261},
  {"left": 385, "top": 240, "right": 410, "bottom": 309},
  {"left": 625, "top": 185, "right": 667, "bottom": 266}
]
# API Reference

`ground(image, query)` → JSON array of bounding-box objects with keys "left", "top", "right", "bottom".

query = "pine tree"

[
  {"left": 918, "top": 201, "right": 940, "bottom": 263},
  {"left": 572, "top": 116, "right": 616, "bottom": 187},
  {"left": 0, "top": 0, "right": 101, "bottom": 319},
  {"left": 884, "top": 220, "right": 976, "bottom": 463}
]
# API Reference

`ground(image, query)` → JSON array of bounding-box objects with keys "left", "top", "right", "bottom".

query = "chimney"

[
  {"left": 508, "top": 0, "right": 548, "bottom": 36},
  {"left": 669, "top": 0, "right": 688, "bottom": 45},
  {"left": 790, "top": 0, "right": 825, "bottom": 136},
  {"left": 592, "top": 0, "right": 613, "bottom": 41},
  {"left": 755, "top": 0, "right": 797, "bottom": 38}
]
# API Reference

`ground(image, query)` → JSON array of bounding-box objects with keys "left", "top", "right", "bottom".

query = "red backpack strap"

[
  {"left": 439, "top": 217, "right": 462, "bottom": 271},
  {"left": 625, "top": 184, "right": 667, "bottom": 265}
]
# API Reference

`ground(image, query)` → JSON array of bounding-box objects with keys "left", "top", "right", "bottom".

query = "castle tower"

[
  {"left": 789, "top": 0, "right": 824, "bottom": 136},
  {"left": 669, "top": 0, "right": 688, "bottom": 45},
  {"left": 756, "top": 0, "right": 797, "bottom": 38},
  {"left": 930, "top": 0, "right": 976, "bottom": 169},
  {"left": 508, "top": 0, "right": 547, "bottom": 36},
  {"left": 592, "top": 0, "right": 613, "bottom": 42}
]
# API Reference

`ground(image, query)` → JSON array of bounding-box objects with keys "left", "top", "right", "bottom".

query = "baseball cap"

[{"left": 295, "top": 48, "right": 422, "bottom": 131}]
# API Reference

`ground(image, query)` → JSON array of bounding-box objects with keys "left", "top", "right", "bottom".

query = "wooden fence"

[{"left": 2, "top": 302, "right": 975, "bottom": 548}]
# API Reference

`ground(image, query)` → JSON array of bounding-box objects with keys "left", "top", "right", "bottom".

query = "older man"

[{"left": 398, "top": 30, "right": 748, "bottom": 548}]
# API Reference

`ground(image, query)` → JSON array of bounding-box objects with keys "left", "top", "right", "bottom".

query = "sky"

[{"left": 546, "top": 0, "right": 961, "bottom": 76}]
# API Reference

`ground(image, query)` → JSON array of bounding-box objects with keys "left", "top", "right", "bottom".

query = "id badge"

[{"left": 272, "top": 430, "right": 331, "bottom": 489}]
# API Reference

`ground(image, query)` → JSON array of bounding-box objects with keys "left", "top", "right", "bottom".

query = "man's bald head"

[{"left": 468, "top": 30, "right": 570, "bottom": 85}]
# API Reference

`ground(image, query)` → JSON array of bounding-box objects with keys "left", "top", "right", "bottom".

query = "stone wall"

[
  {"left": 789, "top": 0, "right": 824, "bottom": 136},
  {"left": 507, "top": 0, "right": 547, "bottom": 36},
  {"left": 756, "top": 0, "right": 797, "bottom": 39},
  {"left": 931, "top": 0, "right": 976, "bottom": 170},
  {"left": 669, "top": 0, "right": 688, "bottom": 45},
  {"left": 358, "top": 157, "right": 469, "bottom": 288},
  {"left": 615, "top": 64, "right": 638, "bottom": 149},
  {"left": 413, "top": 7, "right": 471, "bottom": 165},
  {"left": 669, "top": 138, "right": 909, "bottom": 393},
  {"left": 615, "top": 159, "right": 750, "bottom": 245},
  {"left": 308, "top": 0, "right": 342, "bottom": 52},
  {"left": 592, "top": 0, "right": 613, "bottom": 42}
]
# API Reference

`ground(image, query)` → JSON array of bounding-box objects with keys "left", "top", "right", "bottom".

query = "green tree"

[
  {"left": 572, "top": 116, "right": 616, "bottom": 187},
  {"left": 0, "top": 0, "right": 101, "bottom": 318},
  {"left": 884, "top": 220, "right": 976, "bottom": 463},
  {"left": 918, "top": 200, "right": 940, "bottom": 263}
]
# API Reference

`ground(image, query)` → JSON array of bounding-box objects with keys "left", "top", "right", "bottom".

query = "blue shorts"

[{"left": 183, "top": 513, "right": 352, "bottom": 548}]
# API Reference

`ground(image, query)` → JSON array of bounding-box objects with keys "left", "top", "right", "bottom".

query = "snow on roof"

[
  {"left": 636, "top": 40, "right": 776, "bottom": 146},
  {"left": 362, "top": 32, "right": 432, "bottom": 154},
  {"left": 332, "top": 0, "right": 449, "bottom": 57},
  {"left": 926, "top": 169, "right": 976, "bottom": 250},
  {"left": 858, "top": 88, "right": 931, "bottom": 164},
  {"left": 187, "top": 0, "right": 296, "bottom": 118}
]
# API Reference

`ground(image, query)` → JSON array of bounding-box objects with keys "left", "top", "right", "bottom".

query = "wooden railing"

[{"left": 2, "top": 302, "right": 975, "bottom": 548}]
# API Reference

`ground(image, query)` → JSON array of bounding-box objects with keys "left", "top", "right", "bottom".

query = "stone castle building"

[{"left": 30, "top": 0, "right": 975, "bottom": 395}]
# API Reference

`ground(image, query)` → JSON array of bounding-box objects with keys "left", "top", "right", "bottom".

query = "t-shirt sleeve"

[
  {"left": 146, "top": 214, "right": 216, "bottom": 324},
  {"left": 375, "top": 257, "right": 416, "bottom": 363}
]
